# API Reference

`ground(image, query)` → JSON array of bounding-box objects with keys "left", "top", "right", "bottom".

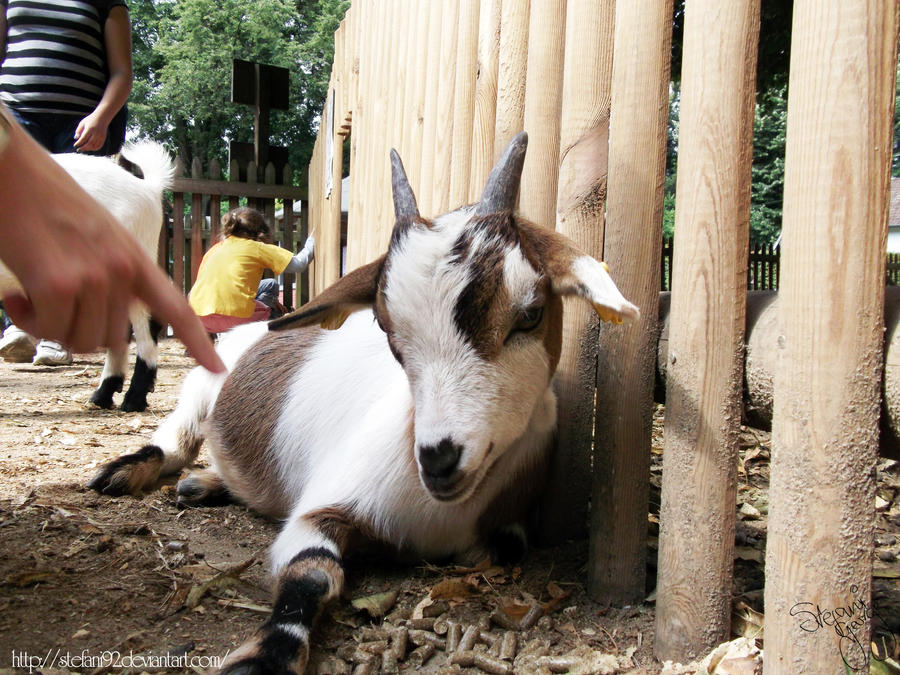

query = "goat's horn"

[
  {"left": 390, "top": 149, "right": 420, "bottom": 221},
  {"left": 476, "top": 131, "right": 528, "bottom": 216}
]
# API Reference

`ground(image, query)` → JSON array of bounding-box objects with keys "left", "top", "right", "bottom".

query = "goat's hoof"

[
  {"left": 87, "top": 445, "right": 164, "bottom": 496},
  {"left": 176, "top": 470, "right": 232, "bottom": 508},
  {"left": 120, "top": 392, "right": 148, "bottom": 413},
  {"left": 90, "top": 376, "right": 124, "bottom": 409}
]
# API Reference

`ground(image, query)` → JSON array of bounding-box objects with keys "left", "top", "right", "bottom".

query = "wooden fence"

[
  {"left": 662, "top": 240, "right": 780, "bottom": 291},
  {"left": 304, "top": 0, "right": 899, "bottom": 669},
  {"left": 159, "top": 156, "right": 310, "bottom": 310}
]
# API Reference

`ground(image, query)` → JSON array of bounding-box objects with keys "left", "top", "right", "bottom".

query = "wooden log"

[
  {"left": 590, "top": 0, "right": 672, "bottom": 606},
  {"left": 518, "top": 0, "right": 566, "bottom": 227},
  {"left": 763, "top": 2, "right": 899, "bottom": 672},
  {"left": 493, "top": 0, "right": 530, "bottom": 167},
  {"left": 654, "top": 0, "right": 760, "bottom": 662},
  {"left": 324, "top": 83, "right": 343, "bottom": 290},
  {"left": 468, "top": 0, "right": 502, "bottom": 202},
  {"left": 449, "top": 0, "right": 480, "bottom": 208},
  {"left": 430, "top": 0, "right": 459, "bottom": 214},
  {"left": 536, "top": 0, "right": 615, "bottom": 544}
]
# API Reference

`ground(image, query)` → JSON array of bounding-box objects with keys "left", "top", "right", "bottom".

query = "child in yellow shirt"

[{"left": 189, "top": 207, "right": 314, "bottom": 334}]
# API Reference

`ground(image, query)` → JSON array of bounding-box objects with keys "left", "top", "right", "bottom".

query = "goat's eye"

[{"left": 512, "top": 306, "right": 544, "bottom": 334}]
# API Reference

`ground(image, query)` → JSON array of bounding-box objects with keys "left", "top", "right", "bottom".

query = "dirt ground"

[{"left": 0, "top": 339, "right": 897, "bottom": 674}]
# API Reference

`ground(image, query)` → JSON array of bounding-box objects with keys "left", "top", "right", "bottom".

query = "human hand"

[
  {"left": 73, "top": 111, "right": 110, "bottom": 152},
  {"left": 0, "top": 109, "right": 224, "bottom": 373}
]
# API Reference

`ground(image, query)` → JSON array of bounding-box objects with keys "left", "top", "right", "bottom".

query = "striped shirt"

[{"left": 0, "top": 0, "right": 127, "bottom": 116}]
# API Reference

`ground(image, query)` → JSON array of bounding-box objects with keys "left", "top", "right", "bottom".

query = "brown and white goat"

[
  {"left": 88, "top": 133, "right": 639, "bottom": 674},
  {"left": 0, "top": 142, "right": 174, "bottom": 411}
]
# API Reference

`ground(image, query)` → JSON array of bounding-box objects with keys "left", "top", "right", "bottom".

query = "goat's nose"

[{"left": 418, "top": 438, "right": 462, "bottom": 478}]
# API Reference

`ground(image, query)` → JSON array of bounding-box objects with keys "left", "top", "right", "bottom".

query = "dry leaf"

[
  {"left": 430, "top": 576, "right": 479, "bottom": 601},
  {"left": 350, "top": 590, "right": 397, "bottom": 618}
]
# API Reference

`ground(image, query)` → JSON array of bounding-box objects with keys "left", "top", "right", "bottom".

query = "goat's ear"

[
  {"left": 268, "top": 256, "right": 384, "bottom": 332},
  {"left": 519, "top": 220, "right": 640, "bottom": 324}
]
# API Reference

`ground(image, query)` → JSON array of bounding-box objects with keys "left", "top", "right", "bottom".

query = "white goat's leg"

[
  {"left": 220, "top": 509, "right": 349, "bottom": 675},
  {"left": 121, "top": 308, "right": 162, "bottom": 412},
  {"left": 88, "top": 364, "right": 226, "bottom": 496},
  {"left": 89, "top": 347, "right": 127, "bottom": 409}
]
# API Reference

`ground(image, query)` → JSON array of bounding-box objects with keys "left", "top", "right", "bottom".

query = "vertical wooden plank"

[
  {"left": 189, "top": 157, "right": 204, "bottom": 289},
  {"left": 764, "top": 2, "right": 899, "bottom": 673},
  {"left": 403, "top": 0, "right": 432, "bottom": 193},
  {"left": 282, "top": 165, "right": 296, "bottom": 309},
  {"left": 429, "top": 0, "right": 459, "bottom": 214},
  {"left": 208, "top": 158, "right": 222, "bottom": 241},
  {"left": 494, "top": 0, "right": 530, "bottom": 162},
  {"left": 468, "top": 0, "right": 502, "bottom": 201},
  {"left": 324, "top": 87, "right": 344, "bottom": 289},
  {"left": 537, "top": 0, "right": 615, "bottom": 544},
  {"left": 418, "top": 0, "right": 444, "bottom": 217},
  {"left": 228, "top": 158, "right": 240, "bottom": 213},
  {"left": 448, "top": 0, "right": 480, "bottom": 208},
  {"left": 347, "top": 0, "right": 373, "bottom": 272},
  {"left": 654, "top": 0, "right": 760, "bottom": 661},
  {"left": 518, "top": 0, "right": 566, "bottom": 226},
  {"left": 590, "top": 0, "right": 672, "bottom": 606}
]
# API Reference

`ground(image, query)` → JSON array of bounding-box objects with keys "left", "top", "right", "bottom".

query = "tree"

[{"left": 128, "top": 0, "right": 348, "bottom": 176}]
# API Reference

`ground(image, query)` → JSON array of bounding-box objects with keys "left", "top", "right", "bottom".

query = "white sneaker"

[
  {"left": 32, "top": 340, "right": 73, "bottom": 366},
  {"left": 0, "top": 325, "right": 37, "bottom": 362}
]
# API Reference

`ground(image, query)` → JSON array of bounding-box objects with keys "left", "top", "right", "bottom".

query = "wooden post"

[
  {"left": 430, "top": 0, "right": 459, "bottom": 214},
  {"left": 172, "top": 156, "right": 186, "bottom": 293},
  {"left": 590, "top": 0, "right": 672, "bottom": 606},
  {"left": 402, "top": 0, "right": 432, "bottom": 195},
  {"left": 468, "top": 0, "right": 501, "bottom": 202},
  {"left": 763, "top": 2, "right": 899, "bottom": 672},
  {"left": 537, "top": 0, "right": 615, "bottom": 545},
  {"left": 190, "top": 157, "right": 204, "bottom": 287},
  {"left": 493, "top": 0, "right": 530, "bottom": 163},
  {"left": 518, "top": 0, "right": 566, "bottom": 227},
  {"left": 654, "top": 0, "right": 760, "bottom": 661},
  {"left": 418, "top": 0, "right": 444, "bottom": 217},
  {"left": 449, "top": 0, "right": 480, "bottom": 209}
]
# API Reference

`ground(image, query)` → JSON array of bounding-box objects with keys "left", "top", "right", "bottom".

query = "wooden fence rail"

[{"left": 159, "top": 156, "right": 310, "bottom": 310}]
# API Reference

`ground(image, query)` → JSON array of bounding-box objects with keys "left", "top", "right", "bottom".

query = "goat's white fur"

[{"left": 0, "top": 142, "right": 174, "bottom": 410}]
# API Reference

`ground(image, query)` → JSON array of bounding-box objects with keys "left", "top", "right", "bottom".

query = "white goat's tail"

[{"left": 120, "top": 141, "right": 175, "bottom": 194}]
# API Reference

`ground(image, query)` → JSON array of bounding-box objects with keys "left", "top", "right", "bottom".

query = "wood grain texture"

[
  {"left": 494, "top": 0, "right": 530, "bottom": 170},
  {"left": 519, "top": 0, "right": 566, "bottom": 228},
  {"left": 468, "top": 0, "right": 502, "bottom": 202},
  {"left": 449, "top": 0, "right": 481, "bottom": 209},
  {"left": 537, "top": 0, "right": 615, "bottom": 545},
  {"left": 590, "top": 0, "right": 673, "bottom": 606},
  {"left": 763, "top": 2, "right": 899, "bottom": 673},
  {"left": 430, "top": 0, "right": 460, "bottom": 214},
  {"left": 654, "top": 0, "right": 760, "bottom": 661},
  {"left": 417, "top": 1, "right": 445, "bottom": 217}
]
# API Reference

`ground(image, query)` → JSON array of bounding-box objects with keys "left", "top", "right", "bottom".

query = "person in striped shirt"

[{"left": 0, "top": 0, "right": 132, "bottom": 365}]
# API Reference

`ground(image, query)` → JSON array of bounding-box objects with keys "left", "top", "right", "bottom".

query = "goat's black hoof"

[
  {"left": 87, "top": 445, "right": 164, "bottom": 496},
  {"left": 120, "top": 391, "right": 148, "bottom": 413},
  {"left": 176, "top": 472, "right": 232, "bottom": 508},
  {"left": 90, "top": 375, "right": 124, "bottom": 409}
]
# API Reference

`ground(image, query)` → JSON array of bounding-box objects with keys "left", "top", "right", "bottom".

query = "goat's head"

[{"left": 271, "top": 132, "right": 638, "bottom": 503}]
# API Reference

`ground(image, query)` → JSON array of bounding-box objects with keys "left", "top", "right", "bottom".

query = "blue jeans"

[{"left": 7, "top": 108, "right": 120, "bottom": 155}]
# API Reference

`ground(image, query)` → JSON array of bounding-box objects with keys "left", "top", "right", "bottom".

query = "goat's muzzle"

[{"left": 418, "top": 438, "right": 465, "bottom": 500}]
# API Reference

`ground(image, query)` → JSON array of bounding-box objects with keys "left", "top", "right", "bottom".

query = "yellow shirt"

[{"left": 188, "top": 237, "right": 295, "bottom": 318}]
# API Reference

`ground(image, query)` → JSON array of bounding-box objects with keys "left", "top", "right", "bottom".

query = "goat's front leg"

[{"left": 220, "top": 509, "right": 350, "bottom": 675}]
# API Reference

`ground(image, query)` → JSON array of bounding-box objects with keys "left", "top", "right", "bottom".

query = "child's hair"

[{"left": 221, "top": 207, "right": 271, "bottom": 243}]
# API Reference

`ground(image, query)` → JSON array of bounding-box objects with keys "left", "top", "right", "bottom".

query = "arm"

[
  {"left": 0, "top": 106, "right": 224, "bottom": 372},
  {"left": 284, "top": 235, "right": 315, "bottom": 273},
  {"left": 74, "top": 5, "right": 133, "bottom": 152}
]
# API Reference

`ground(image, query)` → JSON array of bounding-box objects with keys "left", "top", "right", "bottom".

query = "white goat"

[
  {"left": 88, "top": 133, "right": 639, "bottom": 674},
  {"left": 0, "top": 142, "right": 174, "bottom": 411}
]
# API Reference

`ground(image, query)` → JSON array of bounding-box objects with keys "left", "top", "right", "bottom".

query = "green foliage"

[{"left": 127, "top": 0, "right": 348, "bottom": 176}]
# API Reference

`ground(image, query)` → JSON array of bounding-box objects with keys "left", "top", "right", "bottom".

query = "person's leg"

[{"left": 255, "top": 278, "right": 280, "bottom": 308}]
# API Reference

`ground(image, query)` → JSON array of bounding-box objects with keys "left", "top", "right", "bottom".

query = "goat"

[
  {"left": 87, "top": 133, "right": 639, "bottom": 674},
  {"left": 0, "top": 142, "right": 174, "bottom": 411}
]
